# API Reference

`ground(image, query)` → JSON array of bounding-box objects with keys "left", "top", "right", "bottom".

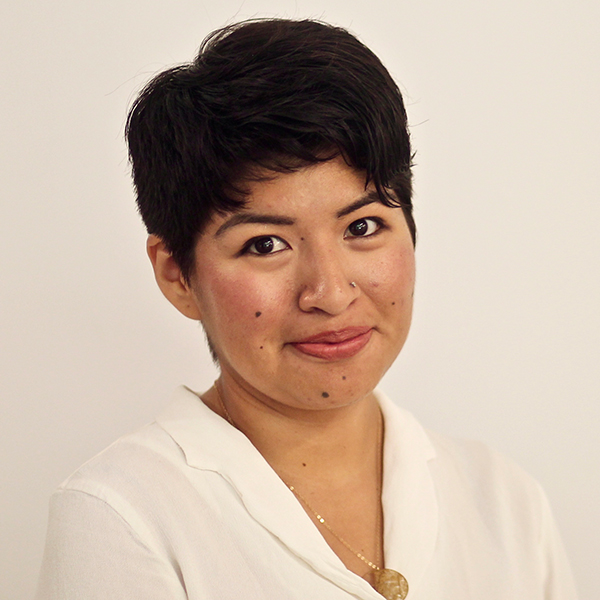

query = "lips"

[{"left": 290, "top": 326, "right": 373, "bottom": 360}]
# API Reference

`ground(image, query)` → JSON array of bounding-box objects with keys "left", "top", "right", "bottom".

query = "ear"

[{"left": 146, "top": 235, "right": 202, "bottom": 320}]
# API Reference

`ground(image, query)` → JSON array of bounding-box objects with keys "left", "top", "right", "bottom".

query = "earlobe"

[{"left": 146, "top": 235, "right": 202, "bottom": 320}]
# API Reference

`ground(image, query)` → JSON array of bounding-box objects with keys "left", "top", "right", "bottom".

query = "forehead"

[{"left": 212, "top": 158, "right": 377, "bottom": 231}]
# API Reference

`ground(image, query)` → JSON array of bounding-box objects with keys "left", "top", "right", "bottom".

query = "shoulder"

[
  {"left": 378, "top": 389, "right": 543, "bottom": 502},
  {"left": 51, "top": 385, "right": 242, "bottom": 537},
  {"left": 428, "top": 427, "right": 538, "bottom": 488},
  {"left": 424, "top": 428, "right": 578, "bottom": 596},
  {"left": 56, "top": 386, "right": 214, "bottom": 502},
  {"left": 52, "top": 421, "right": 190, "bottom": 529},
  {"left": 425, "top": 426, "right": 553, "bottom": 555},
  {"left": 378, "top": 390, "right": 547, "bottom": 539},
  {"left": 426, "top": 428, "right": 545, "bottom": 512},
  {"left": 58, "top": 421, "right": 182, "bottom": 494}
]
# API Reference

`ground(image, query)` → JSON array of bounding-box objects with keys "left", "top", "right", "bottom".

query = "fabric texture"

[{"left": 36, "top": 387, "right": 578, "bottom": 599}]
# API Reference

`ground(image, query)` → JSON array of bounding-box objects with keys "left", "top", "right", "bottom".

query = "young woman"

[{"left": 36, "top": 19, "right": 577, "bottom": 600}]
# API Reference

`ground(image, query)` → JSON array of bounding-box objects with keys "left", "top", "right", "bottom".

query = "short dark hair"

[{"left": 126, "top": 18, "right": 415, "bottom": 281}]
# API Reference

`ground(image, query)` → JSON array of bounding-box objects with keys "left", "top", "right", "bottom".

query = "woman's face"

[{"left": 188, "top": 157, "right": 415, "bottom": 410}]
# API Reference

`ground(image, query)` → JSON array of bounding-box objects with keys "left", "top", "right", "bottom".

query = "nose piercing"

[{"left": 349, "top": 281, "right": 357, "bottom": 288}]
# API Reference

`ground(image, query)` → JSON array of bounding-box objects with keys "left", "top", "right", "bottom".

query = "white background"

[{"left": 1, "top": 0, "right": 598, "bottom": 598}]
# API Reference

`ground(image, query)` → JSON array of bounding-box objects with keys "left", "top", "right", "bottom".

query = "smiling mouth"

[{"left": 290, "top": 327, "right": 373, "bottom": 360}]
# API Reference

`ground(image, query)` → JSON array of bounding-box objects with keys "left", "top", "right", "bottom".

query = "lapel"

[{"left": 378, "top": 391, "right": 439, "bottom": 594}]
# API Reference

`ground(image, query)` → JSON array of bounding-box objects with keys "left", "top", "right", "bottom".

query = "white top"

[{"left": 36, "top": 387, "right": 577, "bottom": 599}]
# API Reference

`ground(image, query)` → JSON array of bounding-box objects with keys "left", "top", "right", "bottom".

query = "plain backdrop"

[{"left": 1, "top": 0, "right": 598, "bottom": 598}]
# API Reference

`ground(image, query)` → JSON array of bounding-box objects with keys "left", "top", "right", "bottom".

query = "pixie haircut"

[{"left": 126, "top": 18, "right": 415, "bottom": 281}]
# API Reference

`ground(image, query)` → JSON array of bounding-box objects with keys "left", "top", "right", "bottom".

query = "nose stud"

[{"left": 349, "top": 281, "right": 357, "bottom": 288}]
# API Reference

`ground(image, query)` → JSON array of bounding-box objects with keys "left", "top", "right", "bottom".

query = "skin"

[{"left": 148, "top": 156, "right": 416, "bottom": 581}]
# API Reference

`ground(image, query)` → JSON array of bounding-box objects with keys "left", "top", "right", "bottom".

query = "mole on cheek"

[
  {"left": 342, "top": 376, "right": 347, "bottom": 380},
  {"left": 321, "top": 391, "right": 330, "bottom": 398},
  {"left": 255, "top": 311, "right": 262, "bottom": 317},
  {"left": 392, "top": 302, "right": 396, "bottom": 306}
]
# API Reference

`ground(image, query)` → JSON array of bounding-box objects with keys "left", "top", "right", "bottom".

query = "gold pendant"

[{"left": 373, "top": 568, "right": 409, "bottom": 600}]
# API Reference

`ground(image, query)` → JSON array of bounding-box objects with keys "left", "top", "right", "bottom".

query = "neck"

[{"left": 206, "top": 372, "right": 382, "bottom": 486}]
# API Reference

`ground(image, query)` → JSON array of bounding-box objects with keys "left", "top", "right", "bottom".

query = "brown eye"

[
  {"left": 245, "top": 236, "right": 289, "bottom": 255},
  {"left": 254, "top": 237, "right": 274, "bottom": 253},
  {"left": 345, "top": 218, "right": 381, "bottom": 238}
]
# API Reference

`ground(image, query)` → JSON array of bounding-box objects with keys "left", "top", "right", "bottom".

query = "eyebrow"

[
  {"left": 215, "top": 214, "right": 296, "bottom": 237},
  {"left": 335, "top": 190, "right": 380, "bottom": 218},
  {"left": 214, "top": 190, "right": 382, "bottom": 237}
]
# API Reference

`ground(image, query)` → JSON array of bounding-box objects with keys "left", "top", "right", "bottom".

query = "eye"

[
  {"left": 344, "top": 217, "right": 382, "bottom": 238},
  {"left": 243, "top": 235, "right": 289, "bottom": 255}
]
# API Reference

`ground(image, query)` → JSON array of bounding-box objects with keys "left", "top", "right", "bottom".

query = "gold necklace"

[{"left": 213, "top": 382, "right": 409, "bottom": 600}]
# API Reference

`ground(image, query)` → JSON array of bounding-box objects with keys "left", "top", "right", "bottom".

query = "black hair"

[{"left": 126, "top": 18, "right": 415, "bottom": 281}]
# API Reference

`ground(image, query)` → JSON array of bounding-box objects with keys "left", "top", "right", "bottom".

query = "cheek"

[
  {"left": 365, "top": 245, "right": 415, "bottom": 300},
  {"left": 195, "top": 267, "right": 290, "bottom": 347}
]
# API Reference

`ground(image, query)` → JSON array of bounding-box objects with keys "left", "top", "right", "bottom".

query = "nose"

[{"left": 297, "top": 244, "right": 359, "bottom": 315}]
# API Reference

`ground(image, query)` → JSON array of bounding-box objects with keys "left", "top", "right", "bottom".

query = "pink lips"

[{"left": 291, "top": 326, "right": 373, "bottom": 360}]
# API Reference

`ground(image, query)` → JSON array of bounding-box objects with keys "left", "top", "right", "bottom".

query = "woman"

[{"left": 36, "top": 19, "right": 577, "bottom": 600}]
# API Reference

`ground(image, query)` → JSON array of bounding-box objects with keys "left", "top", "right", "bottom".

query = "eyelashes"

[
  {"left": 241, "top": 217, "right": 385, "bottom": 256},
  {"left": 242, "top": 236, "right": 290, "bottom": 255},
  {"left": 344, "top": 217, "right": 383, "bottom": 238}
]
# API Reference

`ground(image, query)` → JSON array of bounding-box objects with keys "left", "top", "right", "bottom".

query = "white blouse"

[{"left": 36, "top": 387, "right": 578, "bottom": 599}]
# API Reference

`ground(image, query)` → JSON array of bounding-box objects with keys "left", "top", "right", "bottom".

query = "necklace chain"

[{"left": 286, "top": 482, "right": 382, "bottom": 571}]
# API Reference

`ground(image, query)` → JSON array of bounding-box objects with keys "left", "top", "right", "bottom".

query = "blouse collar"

[{"left": 157, "top": 386, "right": 438, "bottom": 598}]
